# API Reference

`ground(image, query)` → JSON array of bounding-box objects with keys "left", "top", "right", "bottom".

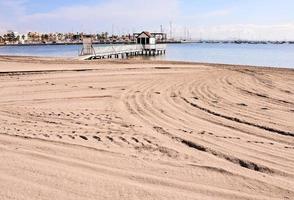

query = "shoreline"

[{"left": 0, "top": 55, "right": 293, "bottom": 71}]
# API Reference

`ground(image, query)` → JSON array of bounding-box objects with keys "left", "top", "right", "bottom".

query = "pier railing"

[{"left": 93, "top": 44, "right": 143, "bottom": 56}]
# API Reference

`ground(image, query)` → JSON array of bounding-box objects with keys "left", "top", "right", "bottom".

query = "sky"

[{"left": 0, "top": 0, "right": 294, "bottom": 40}]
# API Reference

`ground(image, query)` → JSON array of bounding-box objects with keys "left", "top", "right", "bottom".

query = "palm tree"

[{"left": 16, "top": 35, "right": 20, "bottom": 43}]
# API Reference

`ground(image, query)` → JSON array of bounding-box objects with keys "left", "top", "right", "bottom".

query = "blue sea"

[{"left": 0, "top": 43, "right": 294, "bottom": 68}]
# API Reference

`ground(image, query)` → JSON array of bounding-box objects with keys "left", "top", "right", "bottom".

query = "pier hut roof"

[{"left": 137, "top": 31, "right": 152, "bottom": 38}]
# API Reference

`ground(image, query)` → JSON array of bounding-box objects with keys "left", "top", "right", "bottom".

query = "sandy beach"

[{"left": 0, "top": 56, "right": 293, "bottom": 200}]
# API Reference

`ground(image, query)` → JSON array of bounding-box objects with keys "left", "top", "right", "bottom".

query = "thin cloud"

[
  {"left": 203, "top": 9, "right": 232, "bottom": 18},
  {"left": 0, "top": 0, "right": 294, "bottom": 40},
  {"left": 20, "top": 0, "right": 179, "bottom": 33},
  {"left": 189, "top": 24, "right": 294, "bottom": 41}
]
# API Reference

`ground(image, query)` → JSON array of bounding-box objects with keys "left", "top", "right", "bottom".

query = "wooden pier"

[
  {"left": 79, "top": 44, "right": 166, "bottom": 60},
  {"left": 79, "top": 31, "right": 167, "bottom": 60}
]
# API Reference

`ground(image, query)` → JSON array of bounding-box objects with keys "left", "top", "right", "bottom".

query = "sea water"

[{"left": 0, "top": 43, "right": 294, "bottom": 68}]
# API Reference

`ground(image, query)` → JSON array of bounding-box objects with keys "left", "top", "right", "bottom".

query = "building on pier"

[
  {"left": 136, "top": 31, "right": 155, "bottom": 45},
  {"left": 133, "top": 32, "right": 167, "bottom": 43}
]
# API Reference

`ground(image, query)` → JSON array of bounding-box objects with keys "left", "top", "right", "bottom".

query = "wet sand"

[{"left": 0, "top": 56, "right": 293, "bottom": 200}]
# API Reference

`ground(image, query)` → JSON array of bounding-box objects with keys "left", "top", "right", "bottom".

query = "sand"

[{"left": 0, "top": 56, "right": 293, "bottom": 200}]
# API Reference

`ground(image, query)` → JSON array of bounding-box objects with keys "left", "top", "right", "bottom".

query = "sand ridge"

[{"left": 0, "top": 57, "right": 293, "bottom": 200}]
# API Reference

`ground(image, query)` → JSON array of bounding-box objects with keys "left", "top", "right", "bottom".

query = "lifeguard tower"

[{"left": 80, "top": 35, "right": 95, "bottom": 56}]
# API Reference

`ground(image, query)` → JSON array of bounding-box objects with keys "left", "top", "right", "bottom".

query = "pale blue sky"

[{"left": 1, "top": 0, "right": 294, "bottom": 40}]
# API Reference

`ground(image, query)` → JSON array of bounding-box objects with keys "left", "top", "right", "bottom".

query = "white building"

[{"left": 136, "top": 31, "right": 156, "bottom": 45}]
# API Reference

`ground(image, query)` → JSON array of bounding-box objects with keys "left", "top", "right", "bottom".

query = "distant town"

[
  {"left": 0, "top": 30, "right": 294, "bottom": 46},
  {"left": 0, "top": 30, "right": 171, "bottom": 46}
]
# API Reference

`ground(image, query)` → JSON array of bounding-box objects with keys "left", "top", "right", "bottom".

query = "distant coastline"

[
  {"left": 1, "top": 40, "right": 293, "bottom": 47},
  {"left": 0, "top": 41, "right": 181, "bottom": 47},
  {"left": 184, "top": 40, "right": 294, "bottom": 45}
]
